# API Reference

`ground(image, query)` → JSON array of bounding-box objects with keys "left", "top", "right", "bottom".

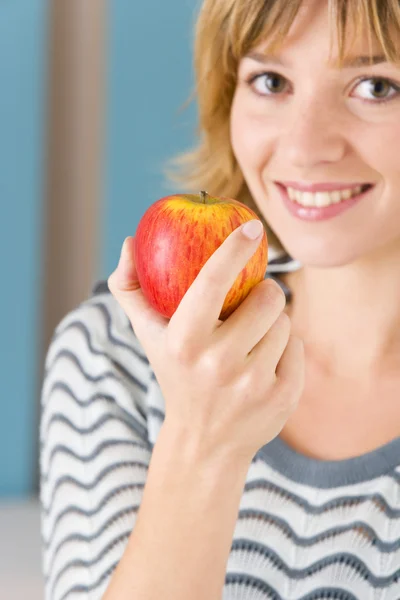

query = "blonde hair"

[{"left": 162, "top": 0, "right": 400, "bottom": 253}]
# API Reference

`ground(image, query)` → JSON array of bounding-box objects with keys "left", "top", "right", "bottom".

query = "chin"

[{"left": 278, "top": 236, "right": 370, "bottom": 269}]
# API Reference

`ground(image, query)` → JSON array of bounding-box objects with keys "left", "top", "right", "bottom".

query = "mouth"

[{"left": 275, "top": 182, "right": 375, "bottom": 222}]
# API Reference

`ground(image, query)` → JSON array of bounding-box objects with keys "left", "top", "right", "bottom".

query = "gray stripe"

[
  {"left": 258, "top": 435, "right": 400, "bottom": 487},
  {"left": 45, "top": 346, "right": 148, "bottom": 394},
  {"left": 58, "top": 561, "right": 119, "bottom": 600},
  {"left": 49, "top": 531, "right": 131, "bottom": 596},
  {"left": 92, "top": 280, "right": 110, "bottom": 295},
  {"left": 268, "top": 253, "right": 296, "bottom": 265},
  {"left": 53, "top": 308, "right": 149, "bottom": 364},
  {"left": 225, "top": 574, "right": 358, "bottom": 600},
  {"left": 42, "top": 463, "right": 146, "bottom": 517},
  {"left": 42, "top": 440, "right": 145, "bottom": 483},
  {"left": 47, "top": 506, "right": 137, "bottom": 575},
  {"left": 91, "top": 300, "right": 149, "bottom": 361},
  {"left": 244, "top": 479, "right": 400, "bottom": 518},
  {"left": 45, "top": 349, "right": 123, "bottom": 384},
  {"left": 266, "top": 258, "right": 302, "bottom": 272},
  {"left": 238, "top": 509, "right": 399, "bottom": 552},
  {"left": 148, "top": 405, "right": 166, "bottom": 421},
  {"left": 230, "top": 539, "right": 399, "bottom": 586},
  {"left": 42, "top": 382, "right": 149, "bottom": 442},
  {"left": 43, "top": 412, "right": 147, "bottom": 440},
  {"left": 42, "top": 488, "right": 141, "bottom": 546}
]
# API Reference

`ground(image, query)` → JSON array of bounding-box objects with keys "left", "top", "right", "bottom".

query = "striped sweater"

[{"left": 39, "top": 252, "right": 400, "bottom": 600}]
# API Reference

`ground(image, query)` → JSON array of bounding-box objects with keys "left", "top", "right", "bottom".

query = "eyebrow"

[{"left": 244, "top": 52, "right": 388, "bottom": 68}]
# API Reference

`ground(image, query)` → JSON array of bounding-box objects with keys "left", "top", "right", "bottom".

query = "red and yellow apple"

[{"left": 134, "top": 191, "right": 268, "bottom": 321}]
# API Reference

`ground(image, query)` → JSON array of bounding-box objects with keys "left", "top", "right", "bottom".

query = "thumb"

[
  {"left": 107, "top": 236, "right": 168, "bottom": 345},
  {"left": 110, "top": 236, "right": 141, "bottom": 292}
]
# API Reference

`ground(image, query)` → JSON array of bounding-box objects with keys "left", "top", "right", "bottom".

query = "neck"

[{"left": 282, "top": 250, "right": 400, "bottom": 380}]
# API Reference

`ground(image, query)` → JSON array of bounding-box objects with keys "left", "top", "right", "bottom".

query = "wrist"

[{"left": 152, "top": 418, "right": 251, "bottom": 488}]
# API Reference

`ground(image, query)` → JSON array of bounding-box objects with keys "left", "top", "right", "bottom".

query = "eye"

[
  {"left": 246, "top": 71, "right": 289, "bottom": 96},
  {"left": 351, "top": 77, "right": 400, "bottom": 104}
]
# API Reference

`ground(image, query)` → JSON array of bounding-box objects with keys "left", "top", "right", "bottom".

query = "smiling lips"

[
  {"left": 276, "top": 181, "right": 373, "bottom": 208},
  {"left": 275, "top": 181, "right": 375, "bottom": 222}
]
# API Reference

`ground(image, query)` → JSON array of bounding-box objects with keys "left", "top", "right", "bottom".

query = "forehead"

[{"left": 250, "top": 1, "right": 388, "bottom": 67}]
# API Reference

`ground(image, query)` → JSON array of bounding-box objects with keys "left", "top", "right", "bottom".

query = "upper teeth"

[{"left": 287, "top": 185, "right": 363, "bottom": 207}]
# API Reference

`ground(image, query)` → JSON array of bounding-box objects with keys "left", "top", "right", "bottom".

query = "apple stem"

[{"left": 200, "top": 190, "right": 207, "bottom": 203}]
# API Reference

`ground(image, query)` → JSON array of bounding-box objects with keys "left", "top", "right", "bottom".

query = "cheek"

[
  {"left": 230, "top": 95, "right": 274, "bottom": 172},
  {"left": 374, "top": 140, "right": 400, "bottom": 177},
  {"left": 356, "top": 122, "right": 400, "bottom": 176}
]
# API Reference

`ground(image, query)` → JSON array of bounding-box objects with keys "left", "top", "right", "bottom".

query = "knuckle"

[
  {"left": 199, "top": 350, "right": 230, "bottom": 384},
  {"left": 166, "top": 335, "right": 196, "bottom": 364},
  {"left": 237, "top": 369, "right": 263, "bottom": 398}
]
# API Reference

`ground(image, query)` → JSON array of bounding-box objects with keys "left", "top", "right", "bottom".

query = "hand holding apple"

[
  {"left": 108, "top": 208, "right": 303, "bottom": 465},
  {"left": 133, "top": 190, "right": 268, "bottom": 320}
]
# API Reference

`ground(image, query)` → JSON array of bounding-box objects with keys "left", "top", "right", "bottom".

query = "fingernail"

[{"left": 241, "top": 220, "right": 263, "bottom": 239}]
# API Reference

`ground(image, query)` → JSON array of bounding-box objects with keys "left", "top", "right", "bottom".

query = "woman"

[{"left": 40, "top": 0, "right": 400, "bottom": 598}]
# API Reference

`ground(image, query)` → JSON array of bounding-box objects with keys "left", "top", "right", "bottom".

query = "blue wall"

[
  {"left": 0, "top": 0, "right": 200, "bottom": 495},
  {"left": 101, "top": 0, "right": 199, "bottom": 278},
  {"left": 0, "top": 0, "right": 48, "bottom": 496}
]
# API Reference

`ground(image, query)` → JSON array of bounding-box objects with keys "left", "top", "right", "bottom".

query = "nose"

[{"left": 279, "top": 97, "right": 347, "bottom": 169}]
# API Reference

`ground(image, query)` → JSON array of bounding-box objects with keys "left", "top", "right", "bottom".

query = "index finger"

[{"left": 169, "top": 221, "right": 266, "bottom": 342}]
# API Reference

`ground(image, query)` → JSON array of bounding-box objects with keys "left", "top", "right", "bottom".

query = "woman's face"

[{"left": 230, "top": 0, "right": 400, "bottom": 267}]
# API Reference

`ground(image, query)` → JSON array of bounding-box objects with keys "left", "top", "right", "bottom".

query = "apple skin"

[{"left": 134, "top": 191, "right": 268, "bottom": 321}]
